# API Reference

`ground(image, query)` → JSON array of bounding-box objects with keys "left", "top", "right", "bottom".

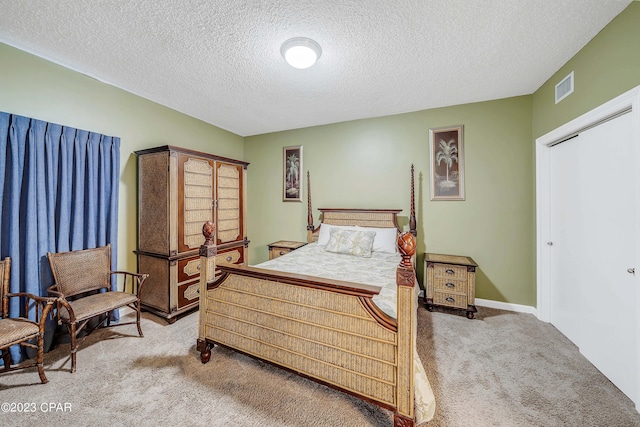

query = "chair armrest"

[
  {"left": 111, "top": 271, "right": 147, "bottom": 277},
  {"left": 110, "top": 271, "right": 149, "bottom": 297},
  {"left": 5, "top": 292, "right": 55, "bottom": 304},
  {"left": 46, "top": 285, "right": 64, "bottom": 298},
  {"left": 46, "top": 285, "right": 75, "bottom": 323},
  {"left": 5, "top": 292, "right": 57, "bottom": 328}
]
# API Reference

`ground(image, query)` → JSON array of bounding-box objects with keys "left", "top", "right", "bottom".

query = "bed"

[{"left": 196, "top": 169, "right": 435, "bottom": 426}]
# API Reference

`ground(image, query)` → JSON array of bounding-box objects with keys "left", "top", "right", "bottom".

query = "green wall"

[
  {"left": 0, "top": 42, "right": 244, "bottom": 275},
  {"left": 533, "top": 2, "right": 640, "bottom": 138},
  {"left": 245, "top": 96, "right": 535, "bottom": 305}
]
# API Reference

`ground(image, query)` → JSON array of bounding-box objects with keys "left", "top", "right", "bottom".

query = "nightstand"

[
  {"left": 424, "top": 253, "right": 478, "bottom": 319},
  {"left": 268, "top": 241, "right": 307, "bottom": 260}
]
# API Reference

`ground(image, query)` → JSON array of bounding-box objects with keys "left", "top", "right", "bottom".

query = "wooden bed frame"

[{"left": 196, "top": 168, "right": 419, "bottom": 427}]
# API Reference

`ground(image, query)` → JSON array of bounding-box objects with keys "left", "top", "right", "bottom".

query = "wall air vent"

[{"left": 555, "top": 71, "right": 574, "bottom": 104}]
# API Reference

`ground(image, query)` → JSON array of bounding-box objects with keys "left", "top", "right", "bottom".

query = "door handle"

[{"left": 627, "top": 268, "right": 635, "bottom": 274}]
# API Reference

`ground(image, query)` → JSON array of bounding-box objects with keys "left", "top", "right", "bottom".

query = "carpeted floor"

[
  {"left": 1, "top": 303, "right": 639, "bottom": 427},
  {"left": 422, "top": 305, "right": 640, "bottom": 427}
]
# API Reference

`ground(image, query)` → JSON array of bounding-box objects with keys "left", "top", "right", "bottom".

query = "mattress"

[{"left": 256, "top": 242, "right": 401, "bottom": 318}]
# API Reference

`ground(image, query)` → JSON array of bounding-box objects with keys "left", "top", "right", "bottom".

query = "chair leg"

[
  {"left": 136, "top": 304, "right": 144, "bottom": 338},
  {"left": 68, "top": 322, "right": 77, "bottom": 373},
  {"left": 36, "top": 333, "right": 48, "bottom": 384},
  {"left": 2, "top": 349, "right": 11, "bottom": 371}
]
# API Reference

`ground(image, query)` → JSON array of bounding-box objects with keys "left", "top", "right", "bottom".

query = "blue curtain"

[{"left": 0, "top": 112, "right": 120, "bottom": 362}]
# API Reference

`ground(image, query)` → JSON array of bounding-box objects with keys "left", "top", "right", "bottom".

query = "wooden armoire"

[{"left": 135, "top": 145, "right": 249, "bottom": 323}]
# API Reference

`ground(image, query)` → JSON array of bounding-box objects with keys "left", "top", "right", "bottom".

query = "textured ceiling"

[{"left": 0, "top": 0, "right": 632, "bottom": 136}]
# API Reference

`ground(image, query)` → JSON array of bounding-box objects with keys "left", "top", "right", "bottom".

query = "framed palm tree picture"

[
  {"left": 429, "top": 125, "right": 465, "bottom": 200},
  {"left": 283, "top": 145, "right": 303, "bottom": 202}
]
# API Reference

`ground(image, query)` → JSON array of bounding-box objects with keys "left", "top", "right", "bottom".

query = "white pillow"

[
  {"left": 356, "top": 226, "right": 398, "bottom": 253},
  {"left": 323, "top": 228, "right": 376, "bottom": 258},
  {"left": 316, "top": 223, "right": 359, "bottom": 246}
]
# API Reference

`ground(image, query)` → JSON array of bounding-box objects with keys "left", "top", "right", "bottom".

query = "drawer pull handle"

[
  {"left": 445, "top": 282, "right": 455, "bottom": 288},
  {"left": 445, "top": 297, "right": 455, "bottom": 303},
  {"left": 196, "top": 264, "right": 201, "bottom": 270},
  {"left": 445, "top": 269, "right": 455, "bottom": 274},
  {"left": 226, "top": 256, "right": 232, "bottom": 262},
  {"left": 279, "top": 251, "right": 285, "bottom": 255}
]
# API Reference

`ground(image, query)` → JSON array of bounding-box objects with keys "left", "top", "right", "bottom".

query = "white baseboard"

[
  {"left": 418, "top": 291, "right": 538, "bottom": 317},
  {"left": 475, "top": 298, "right": 538, "bottom": 316}
]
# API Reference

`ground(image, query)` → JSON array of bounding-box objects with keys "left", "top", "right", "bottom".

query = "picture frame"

[
  {"left": 283, "top": 145, "right": 303, "bottom": 202},
  {"left": 429, "top": 125, "right": 465, "bottom": 200}
]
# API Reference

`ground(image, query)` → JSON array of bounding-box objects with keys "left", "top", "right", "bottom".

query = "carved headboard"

[
  {"left": 308, "top": 209, "right": 401, "bottom": 243},
  {"left": 306, "top": 165, "right": 417, "bottom": 243}
]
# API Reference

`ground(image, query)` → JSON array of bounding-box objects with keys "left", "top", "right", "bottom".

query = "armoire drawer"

[
  {"left": 177, "top": 255, "right": 201, "bottom": 283},
  {"left": 215, "top": 245, "right": 245, "bottom": 267},
  {"left": 177, "top": 279, "right": 200, "bottom": 309}
]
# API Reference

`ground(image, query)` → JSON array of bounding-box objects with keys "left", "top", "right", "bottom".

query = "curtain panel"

[{"left": 0, "top": 112, "right": 120, "bottom": 361}]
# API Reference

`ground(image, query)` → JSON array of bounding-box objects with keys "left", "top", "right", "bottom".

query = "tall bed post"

[
  {"left": 196, "top": 221, "right": 217, "bottom": 364},
  {"left": 395, "top": 235, "right": 417, "bottom": 426},
  {"left": 409, "top": 164, "right": 417, "bottom": 237},
  {"left": 306, "top": 170, "right": 315, "bottom": 243},
  {"left": 393, "top": 167, "right": 418, "bottom": 427}
]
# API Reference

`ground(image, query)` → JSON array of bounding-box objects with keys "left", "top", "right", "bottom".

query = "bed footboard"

[{"left": 196, "top": 223, "right": 417, "bottom": 426}]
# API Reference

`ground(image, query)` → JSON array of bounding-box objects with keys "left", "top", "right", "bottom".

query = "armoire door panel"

[
  {"left": 216, "top": 162, "right": 243, "bottom": 244},
  {"left": 178, "top": 153, "right": 215, "bottom": 253},
  {"left": 137, "top": 152, "right": 171, "bottom": 255}
]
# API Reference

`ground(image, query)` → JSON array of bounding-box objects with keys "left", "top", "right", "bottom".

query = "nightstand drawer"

[
  {"left": 433, "top": 277, "right": 467, "bottom": 293},
  {"left": 433, "top": 263, "right": 468, "bottom": 280},
  {"left": 270, "top": 247, "right": 293, "bottom": 259},
  {"left": 267, "top": 240, "right": 307, "bottom": 260},
  {"left": 433, "top": 291, "right": 467, "bottom": 309}
]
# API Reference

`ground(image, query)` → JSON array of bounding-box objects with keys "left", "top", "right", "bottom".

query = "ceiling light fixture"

[{"left": 281, "top": 37, "right": 322, "bottom": 69}]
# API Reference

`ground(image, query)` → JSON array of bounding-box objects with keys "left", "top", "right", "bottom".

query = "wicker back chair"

[
  {"left": 47, "top": 244, "right": 148, "bottom": 373},
  {"left": 0, "top": 257, "right": 56, "bottom": 383}
]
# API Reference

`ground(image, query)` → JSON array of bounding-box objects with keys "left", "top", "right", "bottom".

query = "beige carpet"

[{"left": 1, "top": 303, "right": 639, "bottom": 427}]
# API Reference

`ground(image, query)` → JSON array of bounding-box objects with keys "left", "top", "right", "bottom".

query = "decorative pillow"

[
  {"left": 356, "top": 226, "right": 398, "bottom": 253},
  {"left": 316, "top": 223, "right": 359, "bottom": 246},
  {"left": 324, "top": 228, "right": 376, "bottom": 257}
]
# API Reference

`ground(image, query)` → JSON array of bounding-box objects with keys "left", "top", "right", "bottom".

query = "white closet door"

[
  {"left": 550, "top": 112, "right": 637, "bottom": 404},
  {"left": 576, "top": 112, "right": 637, "bottom": 403},
  {"left": 549, "top": 136, "right": 583, "bottom": 346}
]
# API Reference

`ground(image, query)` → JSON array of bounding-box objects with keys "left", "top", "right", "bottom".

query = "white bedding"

[
  {"left": 257, "top": 242, "right": 400, "bottom": 317},
  {"left": 254, "top": 242, "right": 436, "bottom": 423}
]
